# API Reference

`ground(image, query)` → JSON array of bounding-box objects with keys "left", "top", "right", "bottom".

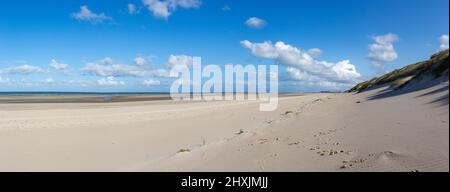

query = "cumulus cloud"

[
  {"left": 174, "top": 0, "right": 202, "bottom": 8},
  {"left": 368, "top": 33, "right": 399, "bottom": 73},
  {"left": 82, "top": 57, "right": 147, "bottom": 77},
  {"left": 143, "top": 0, "right": 170, "bottom": 19},
  {"left": 440, "top": 34, "right": 449, "bottom": 51},
  {"left": 245, "top": 17, "right": 267, "bottom": 29},
  {"left": 50, "top": 59, "right": 70, "bottom": 74},
  {"left": 1, "top": 77, "right": 57, "bottom": 85},
  {"left": 291, "top": 80, "right": 354, "bottom": 91},
  {"left": 307, "top": 48, "right": 323, "bottom": 58},
  {"left": 134, "top": 57, "right": 147, "bottom": 66},
  {"left": 63, "top": 79, "right": 93, "bottom": 86},
  {"left": 142, "top": 79, "right": 161, "bottom": 86},
  {"left": 82, "top": 56, "right": 172, "bottom": 78},
  {"left": 128, "top": 3, "right": 138, "bottom": 14},
  {"left": 331, "top": 60, "right": 360, "bottom": 81},
  {"left": 241, "top": 40, "right": 361, "bottom": 90},
  {"left": 139, "top": 54, "right": 194, "bottom": 78},
  {"left": 149, "top": 68, "right": 170, "bottom": 77},
  {"left": 78, "top": 54, "right": 196, "bottom": 85},
  {"left": 71, "top": 5, "right": 112, "bottom": 23},
  {"left": 167, "top": 54, "right": 194, "bottom": 71},
  {"left": 83, "top": 63, "right": 146, "bottom": 77},
  {"left": 240, "top": 40, "right": 279, "bottom": 58},
  {"left": 0, "top": 64, "right": 44, "bottom": 75},
  {"left": 100, "top": 57, "right": 114, "bottom": 65},
  {"left": 142, "top": 0, "right": 202, "bottom": 20},
  {"left": 42, "top": 77, "right": 54, "bottom": 84},
  {"left": 97, "top": 76, "right": 125, "bottom": 86}
]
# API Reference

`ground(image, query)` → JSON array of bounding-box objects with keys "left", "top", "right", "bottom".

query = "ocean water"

[
  {"left": 0, "top": 92, "right": 173, "bottom": 103},
  {"left": 0, "top": 92, "right": 171, "bottom": 95}
]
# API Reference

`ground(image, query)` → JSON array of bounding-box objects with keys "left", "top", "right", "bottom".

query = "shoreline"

[{"left": 0, "top": 93, "right": 304, "bottom": 104}]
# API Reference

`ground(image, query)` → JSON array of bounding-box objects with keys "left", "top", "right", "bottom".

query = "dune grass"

[
  {"left": 177, "top": 148, "right": 191, "bottom": 153},
  {"left": 348, "top": 50, "right": 449, "bottom": 93}
]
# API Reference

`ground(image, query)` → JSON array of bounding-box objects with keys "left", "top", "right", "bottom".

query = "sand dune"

[{"left": 0, "top": 80, "right": 448, "bottom": 172}]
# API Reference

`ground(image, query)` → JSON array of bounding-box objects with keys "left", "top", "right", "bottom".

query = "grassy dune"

[{"left": 348, "top": 50, "right": 449, "bottom": 93}]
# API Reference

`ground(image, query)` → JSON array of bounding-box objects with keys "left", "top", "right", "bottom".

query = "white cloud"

[
  {"left": 245, "top": 17, "right": 267, "bottom": 29},
  {"left": 292, "top": 80, "right": 354, "bottom": 91},
  {"left": 372, "top": 33, "right": 398, "bottom": 45},
  {"left": 81, "top": 56, "right": 184, "bottom": 78},
  {"left": 368, "top": 33, "right": 399, "bottom": 73},
  {"left": 240, "top": 40, "right": 279, "bottom": 58},
  {"left": 241, "top": 40, "right": 361, "bottom": 90},
  {"left": 142, "top": 55, "right": 194, "bottom": 77},
  {"left": 0, "top": 64, "right": 44, "bottom": 75},
  {"left": 142, "top": 79, "right": 161, "bottom": 86},
  {"left": 0, "top": 77, "right": 56, "bottom": 85},
  {"left": 50, "top": 59, "right": 70, "bottom": 74},
  {"left": 307, "top": 48, "right": 323, "bottom": 58},
  {"left": 143, "top": 0, "right": 170, "bottom": 19},
  {"left": 63, "top": 79, "right": 93, "bottom": 86},
  {"left": 83, "top": 63, "right": 146, "bottom": 77},
  {"left": 78, "top": 55, "right": 197, "bottom": 82},
  {"left": 142, "top": 0, "right": 201, "bottom": 20},
  {"left": 286, "top": 67, "right": 321, "bottom": 82},
  {"left": 173, "top": 0, "right": 202, "bottom": 8},
  {"left": 331, "top": 60, "right": 360, "bottom": 81},
  {"left": 136, "top": 54, "right": 194, "bottom": 78},
  {"left": 100, "top": 57, "right": 114, "bottom": 65},
  {"left": 43, "top": 77, "right": 54, "bottom": 83},
  {"left": 71, "top": 5, "right": 112, "bottom": 23},
  {"left": 134, "top": 57, "right": 147, "bottom": 66},
  {"left": 440, "top": 34, "right": 449, "bottom": 51},
  {"left": 97, "top": 76, "right": 125, "bottom": 86},
  {"left": 82, "top": 57, "right": 147, "bottom": 77},
  {"left": 149, "top": 68, "right": 170, "bottom": 77},
  {"left": 167, "top": 54, "right": 194, "bottom": 71},
  {"left": 128, "top": 3, "right": 138, "bottom": 14}
]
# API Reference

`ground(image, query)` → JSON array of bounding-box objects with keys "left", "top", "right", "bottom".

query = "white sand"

[{"left": 0, "top": 81, "right": 448, "bottom": 172}]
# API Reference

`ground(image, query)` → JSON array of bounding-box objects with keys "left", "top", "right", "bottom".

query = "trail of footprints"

[
  {"left": 264, "top": 97, "right": 331, "bottom": 125},
  {"left": 237, "top": 96, "right": 446, "bottom": 171},
  {"left": 309, "top": 128, "right": 368, "bottom": 171},
  {"left": 241, "top": 96, "right": 359, "bottom": 170},
  {"left": 310, "top": 129, "right": 352, "bottom": 157}
]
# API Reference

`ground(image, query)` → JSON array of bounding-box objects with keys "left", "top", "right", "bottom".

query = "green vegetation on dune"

[{"left": 348, "top": 50, "right": 449, "bottom": 93}]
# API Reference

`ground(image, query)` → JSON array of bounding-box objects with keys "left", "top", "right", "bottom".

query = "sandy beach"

[{"left": 0, "top": 79, "right": 448, "bottom": 172}]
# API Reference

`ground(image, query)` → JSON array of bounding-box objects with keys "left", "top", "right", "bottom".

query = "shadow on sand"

[{"left": 364, "top": 77, "right": 449, "bottom": 107}]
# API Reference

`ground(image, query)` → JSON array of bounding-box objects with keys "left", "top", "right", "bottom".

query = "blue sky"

[{"left": 0, "top": 0, "right": 448, "bottom": 92}]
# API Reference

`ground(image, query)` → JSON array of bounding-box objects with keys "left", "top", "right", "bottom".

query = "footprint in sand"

[
  {"left": 316, "top": 149, "right": 346, "bottom": 156},
  {"left": 340, "top": 151, "right": 394, "bottom": 170},
  {"left": 337, "top": 150, "right": 445, "bottom": 171},
  {"left": 265, "top": 120, "right": 274, "bottom": 125},
  {"left": 311, "top": 129, "right": 354, "bottom": 158},
  {"left": 259, "top": 139, "right": 269, "bottom": 144},
  {"left": 283, "top": 111, "right": 294, "bottom": 116},
  {"left": 289, "top": 141, "right": 301, "bottom": 146}
]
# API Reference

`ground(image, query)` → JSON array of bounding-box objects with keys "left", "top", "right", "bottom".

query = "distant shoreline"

[
  {"left": 0, "top": 92, "right": 307, "bottom": 104},
  {"left": 0, "top": 91, "right": 322, "bottom": 95},
  {"left": 0, "top": 91, "right": 171, "bottom": 96}
]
